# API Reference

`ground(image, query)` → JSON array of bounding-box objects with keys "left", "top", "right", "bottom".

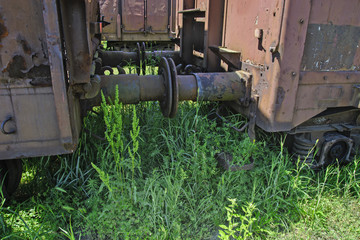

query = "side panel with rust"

[
  {"left": 100, "top": 0, "right": 175, "bottom": 42},
  {"left": 291, "top": 0, "right": 360, "bottom": 128},
  {"left": 220, "top": 0, "right": 360, "bottom": 132},
  {"left": 122, "top": 0, "right": 145, "bottom": 32},
  {"left": 222, "top": 0, "right": 278, "bottom": 65},
  {"left": 0, "top": 0, "right": 76, "bottom": 159},
  {"left": 100, "top": 0, "right": 120, "bottom": 41},
  {"left": 147, "top": 0, "right": 169, "bottom": 33}
]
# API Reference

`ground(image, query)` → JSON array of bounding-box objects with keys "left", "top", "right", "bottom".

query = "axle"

[{"left": 85, "top": 57, "right": 249, "bottom": 118}]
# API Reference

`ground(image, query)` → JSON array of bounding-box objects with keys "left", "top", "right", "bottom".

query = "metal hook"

[{"left": 1, "top": 116, "right": 16, "bottom": 135}]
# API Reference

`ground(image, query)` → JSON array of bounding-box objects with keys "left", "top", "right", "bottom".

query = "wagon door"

[
  {"left": 121, "top": 0, "right": 145, "bottom": 33},
  {"left": 118, "top": 0, "right": 172, "bottom": 42},
  {"left": 146, "top": 0, "right": 169, "bottom": 34}
]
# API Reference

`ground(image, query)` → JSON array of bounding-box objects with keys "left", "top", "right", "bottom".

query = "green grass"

[{"left": 1, "top": 64, "right": 360, "bottom": 239}]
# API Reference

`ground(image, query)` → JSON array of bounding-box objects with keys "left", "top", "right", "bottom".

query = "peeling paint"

[
  {"left": 302, "top": 24, "right": 360, "bottom": 71},
  {"left": 0, "top": 14, "right": 8, "bottom": 47},
  {"left": 17, "top": 35, "right": 32, "bottom": 55},
  {"left": 2, "top": 55, "right": 27, "bottom": 78}
]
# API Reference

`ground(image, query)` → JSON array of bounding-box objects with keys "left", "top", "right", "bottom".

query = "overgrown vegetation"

[{"left": 1, "top": 63, "right": 360, "bottom": 239}]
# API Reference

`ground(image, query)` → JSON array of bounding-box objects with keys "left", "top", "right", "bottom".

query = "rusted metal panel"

[
  {"left": 183, "top": 0, "right": 195, "bottom": 9},
  {"left": 204, "top": 0, "right": 224, "bottom": 71},
  {"left": 147, "top": 0, "right": 169, "bottom": 32},
  {"left": 100, "top": 0, "right": 119, "bottom": 41},
  {"left": 292, "top": 71, "right": 360, "bottom": 126},
  {"left": 194, "top": 72, "right": 246, "bottom": 101},
  {"left": 301, "top": 25, "right": 360, "bottom": 71},
  {"left": 268, "top": 0, "right": 311, "bottom": 130},
  {"left": 221, "top": 0, "right": 311, "bottom": 131},
  {"left": 122, "top": 0, "right": 145, "bottom": 32},
  {"left": 43, "top": 0, "right": 75, "bottom": 147},
  {"left": 223, "top": 0, "right": 277, "bottom": 65},
  {"left": 309, "top": 0, "right": 360, "bottom": 27},
  {"left": 170, "top": 0, "right": 177, "bottom": 33},
  {"left": 0, "top": 0, "right": 78, "bottom": 160},
  {"left": 195, "top": 0, "right": 207, "bottom": 10},
  {"left": 0, "top": 92, "right": 15, "bottom": 144},
  {"left": 302, "top": 0, "right": 360, "bottom": 72},
  {"left": 59, "top": 0, "right": 98, "bottom": 85},
  {"left": 0, "top": 0, "right": 49, "bottom": 79},
  {"left": 100, "top": 0, "right": 175, "bottom": 42},
  {"left": 11, "top": 88, "right": 59, "bottom": 141},
  {"left": 0, "top": 140, "right": 67, "bottom": 160}
]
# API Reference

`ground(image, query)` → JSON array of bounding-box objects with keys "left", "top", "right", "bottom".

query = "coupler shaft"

[{"left": 85, "top": 57, "right": 249, "bottom": 118}]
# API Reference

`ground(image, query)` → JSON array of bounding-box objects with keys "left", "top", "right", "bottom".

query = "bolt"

[
  {"left": 254, "top": 28, "right": 263, "bottom": 39},
  {"left": 346, "top": 75, "right": 350, "bottom": 80},
  {"left": 269, "top": 46, "right": 276, "bottom": 53},
  {"left": 323, "top": 76, "right": 327, "bottom": 80},
  {"left": 291, "top": 72, "right": 296, "bottom": 77},
  {"left": 299, "top": 18, "right": 304, "bottom": 24}
]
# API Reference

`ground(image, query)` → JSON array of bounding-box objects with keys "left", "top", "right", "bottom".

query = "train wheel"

[{"left": 0, "top": 159, "right": 22, "bottom": 198}]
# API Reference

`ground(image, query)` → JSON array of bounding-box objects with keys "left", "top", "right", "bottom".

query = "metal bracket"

[
  {"left": 1, "top": 116, "right": 16, "bottom": 135},
  {"left": 239, "top": 74, "right": 253, "bottom": 108},
  {"left": 90, "top": 16, "right": 110, "bottom": 34},
  {"left": 248, "top": 96, "right": 259, "bottom": 142},
  {"left": 208, "top": 46, "right": 241, "bottom": 69}
]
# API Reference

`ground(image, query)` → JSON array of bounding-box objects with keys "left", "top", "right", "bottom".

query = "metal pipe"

[
  {"left": 101, "top": 74, "right": 165, "bottom": 104},
  {"left": 83, "top": 71, "right": 247, "bottom": 116},
  {"left": 178, "top": 75, "right": 197, "bottom": 101},
  {"left": 99, "top": 51, "right": 138, "bottom": 66},
  {"left": 194, "top": 72, "right": 246, "bottom": 101},
  {"left": 144, "top": 51, "right": 181, "bottom": 64},
  {"left": 99, "top": 50, "right": 181, "bottom": 67}
]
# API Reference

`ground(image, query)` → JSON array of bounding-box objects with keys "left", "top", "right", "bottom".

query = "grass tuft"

[{"left": 1, "top": 63, "right": 359, "bottom": 239}]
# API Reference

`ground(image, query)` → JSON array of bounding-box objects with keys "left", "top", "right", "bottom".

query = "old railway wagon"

[
  {"left": 100, "top": 0, "right": 177, "bottom": 47},
  {"left": 1, "top": 0, "right": 360, "bottom": 196}
]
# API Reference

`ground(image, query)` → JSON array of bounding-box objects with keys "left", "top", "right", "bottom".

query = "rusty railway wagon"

[
  {"left": 1, "top": 0, "right": 360, "bottom": 196},
  {"left": 100, "top": 0, "right": 177, "bottom": 49}
]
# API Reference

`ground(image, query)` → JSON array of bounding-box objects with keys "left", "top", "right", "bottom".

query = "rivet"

[{"left": 254, "top": 28, "right": 263, "bottom": 39}]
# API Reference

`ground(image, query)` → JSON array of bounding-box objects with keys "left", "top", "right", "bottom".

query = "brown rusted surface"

[
  {"left": 0, "top": 13, "right": 8, "bottom": 47},
  {"left": 122, "top": 0, "right": 145, "bottom": 32},
  {"left": 218, "top": 0, "right": 312, "bottom": 131},
  {"left": 84, "top": 74, "right": 164, "bottom": 106},
  {"left": 301, "top": 24, "right": 360, "bottom": 71},
  {"left": 0, "top": 0, "right": 79, "bottom": 160},
  {"left": 59, "top": 0, "right": 98, "bottom": 84},
  {"left": 0, "top": 85, "right": 71, "bottom": 160},
  {"left": 222, "top": 0, "right": 278, "bottom": 65},
  {"left": 100, "top": 0, "right": 119, "bottom": 41},
  {"left": 147, "top": 0, "right": 169, "bottom": 32},
  {"left": 309, "top": 0, "right": 360, "bottom": 27},
  {"left": 177, "top": 75, "right": 197, "bottom": 101},
  {"left": 204, "top": 0, "right": 224, "bottom": 71},
  {"left": 293, "top": 71, "right": 360, "bottom": 127},
  {"left": 43, "top": 0, "right": 74, "bottom": 146},
  {"left": 0, "top": 0, "right": 49, "bottom": 78},
  {"left": 84, "top": 71, "right": 246, "bottom": 107},
  {"left": 100, "top": 0, "right": 175, "bottom": 42},
  {"left": 264, "top": 0, "right": 311, "bottom": 131},
  {"left": 211, "top": 0, "right": 360, "bottom": 132},
  {"left": 195, "top": 72, "right": 246, "bottom": 101}
]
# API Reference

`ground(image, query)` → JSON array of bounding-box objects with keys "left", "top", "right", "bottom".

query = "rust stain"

[
  {"left": 17, "top": 35, "right": 32, "bottom": 55},
  {"left": 2, "top": 55, "right": 26, "bottom": 78},
  {"left": 76, "top": 51, "right": 92, "bottom": 71},
  {"left": 0, "top": 14, "right": 8, "bottom": 47}
]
